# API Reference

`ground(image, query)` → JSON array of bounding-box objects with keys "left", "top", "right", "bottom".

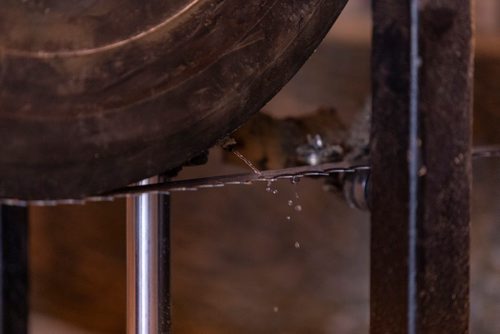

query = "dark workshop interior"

[{"left": 0, "top": 0, "right": 499, "bottom": 333}]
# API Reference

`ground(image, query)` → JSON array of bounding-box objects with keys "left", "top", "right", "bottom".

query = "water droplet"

[
  {"left": 418, "top": 166, "right": 427, "bottom": 176},
  {"left": 295, "top": 192, "right": 300, "bottom": 199},
  {"left": 273, "top": 306, "right": 279, "bottom": 312},
  {"left": 291, "top": 176, "right": 301, "bottom": 184},
  {"left": 454, "top": 153, "right": 464, "bottom": 164},
  {"left": 294, "top": 205, "right": 302, "bottom": 212},
  {"left": 288, "top": 200, "right": 293, "bottom": 206},
  {"left": 266, "top": 187, "right": 271, "bottom": 192},
  {"left": 286, "top": 216, "right": 291, "bottom": 222},
  {"left": 294, "top": 241, "right": 301, "bottom": 249},
  {"left": 272, "top": 189, "right": 279, "bottom": 195}
]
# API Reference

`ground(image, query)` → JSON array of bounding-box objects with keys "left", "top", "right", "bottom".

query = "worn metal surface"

[
  {"left": 370, "top": 0, "right": 473, "bottom": 333},
  {"left": 127, "top": 177, "right": 171, "bottom": 334},
  {"left": 0, "top": 0, "right": 347, "bottom": 200},
  {"left": 0, "top": 206, "right": 28, "bottom": 334}
]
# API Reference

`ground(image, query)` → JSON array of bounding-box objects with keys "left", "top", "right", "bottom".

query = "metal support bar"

[
  {"left": 127, "top": 177, "right": 171, "bottom": 334},
  {"left": 370, "top": 1, "right": 473, "bottom": 333},
  {"left": 0, "top": 205, "right": 28, "bottom": 334}
]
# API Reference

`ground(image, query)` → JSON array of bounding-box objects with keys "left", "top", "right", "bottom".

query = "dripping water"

[
  {"left": 266, "top": 181, "right": 272, "bottom": 192},
  {"left": 291, "top": 176, "right": 301, "bottom": 200},
  {"left": 232, "top": 150, "right": 262, "bottom": 175},
  {"left": 265, "top": 180, "right": 279, "bottom": 196}
]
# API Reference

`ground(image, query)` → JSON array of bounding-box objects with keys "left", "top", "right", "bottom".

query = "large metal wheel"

[{"left": 0, "top": 0, "right": 347, "bottom": 200}]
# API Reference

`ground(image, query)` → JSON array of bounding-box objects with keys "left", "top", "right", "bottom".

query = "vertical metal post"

[
  {"left": 0, "top": 205, "right": 28, "bottom": 334},
  {"left": 370, "top": 0, "right": 473, "bottom": 333},
  {"left": 127, "top": 177, "right": 171, "bottom": 334}
]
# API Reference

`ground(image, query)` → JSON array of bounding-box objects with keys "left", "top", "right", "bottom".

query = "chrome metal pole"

[{"left": 127, "top": 176, "right": 171, "bottom": 334}]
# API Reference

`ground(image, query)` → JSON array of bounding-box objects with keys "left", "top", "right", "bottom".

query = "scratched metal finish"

[{"left": 0, "top": 0, "right": 348, "bottom": 200}]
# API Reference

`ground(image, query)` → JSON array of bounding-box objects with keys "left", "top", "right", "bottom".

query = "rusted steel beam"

[
  {"left": 0, "top": 206, "right": 28, "bottom": 334},
  {"left": 370, "top": 1, "right": 473, "bottom": 333}
]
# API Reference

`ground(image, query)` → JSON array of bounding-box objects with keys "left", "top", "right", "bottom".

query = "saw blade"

[
  {"left": 1, "top": 145, "right": 498, "bottom": 206},
  {"left": 108, "top": 144, "right": 500, "bottom": 197},
  {"left": 104, "top": 162, "right": 369, "bottom": 198}
]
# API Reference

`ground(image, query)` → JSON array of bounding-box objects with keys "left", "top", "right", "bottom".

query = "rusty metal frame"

[{"left": 370, "top": 0, "right": 473, "bottom": 333}]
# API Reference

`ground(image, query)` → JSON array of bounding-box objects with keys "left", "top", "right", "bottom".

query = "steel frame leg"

[
  {"left": 127, "top": 177, "right": 171, "bottom": 334},
  {"left": 0, "top": 205, "right": 28, "bottom": 334},
  {"left": 370, "top": 0, "right": 473, "bottom": 333}
]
